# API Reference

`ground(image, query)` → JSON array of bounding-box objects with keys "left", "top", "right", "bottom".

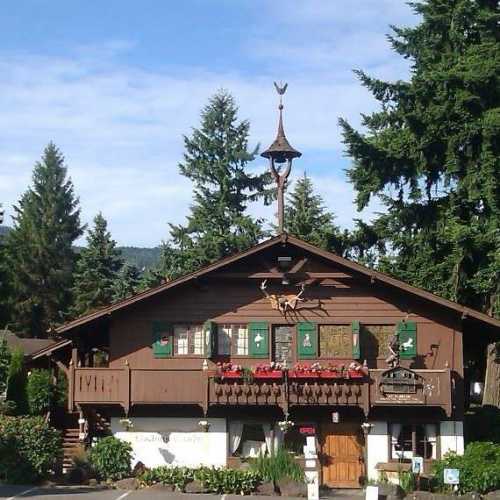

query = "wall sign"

[
  {"left": 411, "top": 456, "right": 423, "bottom": 474},
  {"left": 299, "top": 426, "right": 316, "bottom": 435},
  {"left": 331, "top": 412, "right": 340, "bottom": 423},
  {"left": 379, "top": 367, "right": 421, "bottom": 395},
  {"left": 444, "top": 468, "right": 460, "bottom": 485}
]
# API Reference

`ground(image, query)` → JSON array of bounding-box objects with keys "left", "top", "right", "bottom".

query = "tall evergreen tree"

[
  {"left": 340, "top": 0, "right": 499, "bottom": 316},
  {"left": 284, "top": 173, "right": 346, "bottom": 253},
  {"left": 0, "top": 334, "right": 10, "bottom": 396},
  {"left": 6, "top": 144, "right": 83, "bottom": 336},
  {"left": 112, "top": 263, "right": 141, "bottom": 302},
  {"left": 72, "top": 213, "right": 123, "bottom": 316},
  {"left": 158, "top": 90, "right": 271, "bottom": 281}
]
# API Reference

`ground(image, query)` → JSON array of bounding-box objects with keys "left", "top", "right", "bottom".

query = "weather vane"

[{"left": 261, "top": 82, "right": 302, "bottom": 234}]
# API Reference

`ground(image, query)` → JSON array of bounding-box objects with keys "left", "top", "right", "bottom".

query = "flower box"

[
  {"left": 253, "top": 370, "right": 283, "bottom": 379},
  {"left": 347, "top": 370, "right": 365, "bottom": 379},
  {"left": 319, "top": 370, "right": 342, "bottom": 379},
  {"left": 289, "top": 370, "right": 320, "bottom": 379},
  {"left": 219, "top": 371, "right": 242, "bottom": 379}
]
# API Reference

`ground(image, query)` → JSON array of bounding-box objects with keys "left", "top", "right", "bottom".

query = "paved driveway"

[{"left": 0, "top": 485, "right": 310, "bottom": 500}]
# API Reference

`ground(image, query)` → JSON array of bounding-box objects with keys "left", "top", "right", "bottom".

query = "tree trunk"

[{"left": 482, "top": 342, "right": 500, "bottom": 408}]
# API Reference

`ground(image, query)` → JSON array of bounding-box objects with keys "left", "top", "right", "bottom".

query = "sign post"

[
  {"left": 303, "top": 436, "right": 319, "bottom": 500},
  {"left": 444, "top": 468, "right": 460, "bottom": 491}
]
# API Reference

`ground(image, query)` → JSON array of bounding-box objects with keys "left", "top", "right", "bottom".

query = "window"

[
  {"left": 363, "top": 325, "right": 394, "bottom": 358},
  {"left": 218, "top": 324, "right": 249, "bottom": 356},
  {"left": 173, "top": 324, "right": 204, "bottom": 355},
  {"left": 229, "top": 421, "right": 272, "bottom": 458},
  {"left": 283, "top": 424, "right": 316, "bottom": 456},
  {"left": 390, "top": 423, "right": 438, "bottom": 461},
  {"left": 319, "top": 325, "right": 352, "bottom": 358}
]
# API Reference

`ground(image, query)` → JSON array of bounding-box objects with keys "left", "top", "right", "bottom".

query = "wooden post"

[
  {"left": 68, "top": 360, "right": 75, "bottom": 412},
  {"left": 483, "top": 342, "right": 500, "bottom": 408},
  {"left": 123, "top": 360, "right": 130, "bottom": 416}
]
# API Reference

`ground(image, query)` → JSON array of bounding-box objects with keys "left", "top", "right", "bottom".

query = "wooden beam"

[
  {"left": 55, "top": 360, "right": 69, "bottom": 377},
  {"left": 211, "top": 272, "right": 353, "bottom": 279},
  {"left": 289, "top": 257, "right": 308, "bottom": 274}
]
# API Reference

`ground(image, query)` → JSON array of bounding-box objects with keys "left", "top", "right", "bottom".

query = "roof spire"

[
  {"left": 261, "top": 82, "right": 302, "bottom": 164},
  {"left": 261, "top": 82, "right": 302, "bottom": 234}
]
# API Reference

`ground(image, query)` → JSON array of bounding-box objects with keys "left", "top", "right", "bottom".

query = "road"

[{"left": 0, "top": 485, "right": 333, "bottom": 500}]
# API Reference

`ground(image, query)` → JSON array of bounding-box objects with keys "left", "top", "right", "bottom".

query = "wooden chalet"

[
  {"left": 47, "top": 233, "right": 500, "bottom": 487},
  {"left": 42, "top": 85, "right": 500, "bottom": 487}
]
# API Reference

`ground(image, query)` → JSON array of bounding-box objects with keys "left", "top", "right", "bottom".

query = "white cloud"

[{"left": 0, "top": 1, "right": 417, "bottom": 246}]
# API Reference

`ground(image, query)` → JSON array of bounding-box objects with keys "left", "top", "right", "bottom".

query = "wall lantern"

[
  {"left": 331, "top": 412, "right": 340, "bottom": 423},
  {"left": 198, "top": 420, "right": 210, "bottom": 432}
]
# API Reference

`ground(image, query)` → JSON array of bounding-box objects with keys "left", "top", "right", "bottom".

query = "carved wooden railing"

[{"left": 69, "top": 365, "right": 452, "bottom": 417}]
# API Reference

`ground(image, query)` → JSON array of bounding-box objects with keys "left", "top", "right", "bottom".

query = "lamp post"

[
  {"left": 361, "top": 422, "right": 373, "bottom": 483},
  {"left": 261, "top": 83, "right": 301, "bottom": 234}
]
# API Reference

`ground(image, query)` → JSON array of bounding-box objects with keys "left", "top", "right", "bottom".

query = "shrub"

[
  {"left": 398, "top": 470, "right": 416, "bottom": 494},
  {"left": 249, "top": 447, "right": 305, "bottom": 484},
  {"left": 139, "top": 466, "right": 260, "bottom": 494},
  {"left": 6, "top": 347, "right": 28, "bottom": 414},
  {"left": 0, "top": 415, "right": 62, "bottom": 483},
  {"left": 0, "top": 335, "right": 10, "bottom": 395},
  {"left": 195, "top": 467, "right": 261, "bottom": 494},
  {"left": 27, "top": 369, "right": 55, "bottom": 415},
  {"left": 432, "top": 441, "right": 500, "bottom": 494},
  {"left": 88, "top": 436, "right": 132, "bottom": 481}
]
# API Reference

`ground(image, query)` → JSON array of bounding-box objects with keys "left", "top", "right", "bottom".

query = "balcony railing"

[{"left": 68, "top": 365, "right": 452, "bottom": 417}]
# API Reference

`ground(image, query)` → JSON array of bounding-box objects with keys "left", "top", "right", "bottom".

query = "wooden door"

[
  {"left": 273, "top": 326, "right": 294, "bottom": 366},
  {"left": 320, "top": 423, "right": 364, "bottom": 488}
]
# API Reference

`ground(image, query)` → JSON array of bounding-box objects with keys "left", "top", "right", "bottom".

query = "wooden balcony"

[{"left": 68, "top": 365, "right": 452, "bottom": 417}]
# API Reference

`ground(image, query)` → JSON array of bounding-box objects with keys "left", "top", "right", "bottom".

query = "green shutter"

[
  {"left": 204, "top": 321, "right": 218, "bottom": 358},
  {"left": 249, "top": 321, "right": 269, "bottom": 358},
  {"left": 152, "top": 321, "right": 173, "bottom": 358},
  {"left": 397, "top": 321, "right": 417, "bottom": 359},
  {"left": 351, "top": 320, "right": 361, "bottom": 359},
  {"left": 297, "top": 322, "right": 318, "bottom": 359}
]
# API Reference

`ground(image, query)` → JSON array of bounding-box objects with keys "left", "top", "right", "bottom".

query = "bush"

[
  {"left": 249, "top": 447, "right": 305, "bottom": 484},
  {"left": 6, "top": 347, "right": 28, "bottom": 414},
  {"left": 27, "top": 369, "right": 55, "bottom": 415},
  {"left": 139, "top": 465, "right": 261, "bottom": 494},
  {"left": 0, "top": 415, "right": 62, "bottom": 483},
  {"left": 195, "top": 467, "right": 260, "bottom": 494},
  {"left": 432, "top": 441, "right": 500, "bottom": 494},
  {"left": 88, "top": 436, "right": 132, "bottom": 481},
  {"left": 0, "top": 335, "right": 10, "bottom": 395}
]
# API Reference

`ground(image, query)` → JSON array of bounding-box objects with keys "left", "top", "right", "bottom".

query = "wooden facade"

[{"left": 55, "top": 235, "right": 499, "bottom": 487}]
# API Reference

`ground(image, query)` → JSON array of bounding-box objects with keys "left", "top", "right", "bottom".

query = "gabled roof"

[
  {"left": 1, "top": 330, "right": 57, "bottom": 356},
  {"left": 55, "top": 234, "right": 500, "bottom": 334}
]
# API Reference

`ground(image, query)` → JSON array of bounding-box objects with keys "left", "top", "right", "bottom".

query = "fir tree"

[
  {"left": 6, "top": 143, "right": 83, "bottom": 336},
  {"left": 72, "top": 213, "right": 123, "bottom": 316},
  {"left": 112, "top": 263, "right": 141, "bottom": 302},
  {"left": 340, "top": 0, "right": 499, "bottom": 316},
  {"left": 158, "top": 90, "right": 271, "bottom": 281},
  {"left": 284, "top": 173, "right": 346, "bottom": 253}
]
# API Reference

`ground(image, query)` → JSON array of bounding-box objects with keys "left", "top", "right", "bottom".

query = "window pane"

[
  {"left": 174, "top": 326, "right": 189, "bottom": 355},
  {"left": 218, "top": 325, "right": 232, "bottom": 355},
  {"left": 416, "top": 424, "right": 437, "bottom": 459},
  {"left": 364, "top": 325, "right": 394, "bottom": 358},
  {"left": 319, "top": 325, "right": 351, "bottom": 357},
  {"left": 235, "top": 325, "right": 248, "bottom": 355},
  {"left": 191, "top": 325, "right": 205, "bottom": 355},
  {"left": 391, "top": 423, "right": 413, "bottom": 460}
]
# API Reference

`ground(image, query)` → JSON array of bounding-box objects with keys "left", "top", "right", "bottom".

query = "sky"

[{"left": 0, "top": 1, "right": 419, "bottom": 247}]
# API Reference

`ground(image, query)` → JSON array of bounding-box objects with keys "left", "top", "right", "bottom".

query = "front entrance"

[{"left": 320, "top": 423, "right": 364, "bottom": 488}]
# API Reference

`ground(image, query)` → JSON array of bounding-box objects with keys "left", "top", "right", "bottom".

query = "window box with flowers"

[
  {"left": 253, "top": 362, "right": 284, "bottom": 379},
  {"left": 289, "top": 362, "right": 368, "bottom": 379},
  {"left": 289, "top": 363, "right": 322, "bottom": 379},
  {"left": 215, "top": 362, "right": 243, "bottom": 380}
]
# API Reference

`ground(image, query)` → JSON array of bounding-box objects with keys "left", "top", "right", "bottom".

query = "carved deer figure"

[{"left": 260, "top": 279, "right": 306, "bottom": 314}]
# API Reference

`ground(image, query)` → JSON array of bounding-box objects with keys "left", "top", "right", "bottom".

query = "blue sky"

[{"left": 0, "top": 1, "right": 418, "bottom": 246}]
